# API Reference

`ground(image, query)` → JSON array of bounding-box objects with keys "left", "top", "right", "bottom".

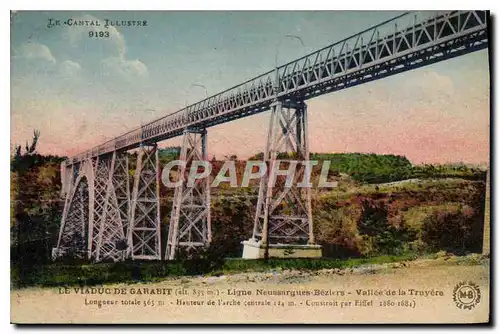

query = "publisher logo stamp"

[{"left": 453, "top": 281, "right": 481, "bottom": 310}]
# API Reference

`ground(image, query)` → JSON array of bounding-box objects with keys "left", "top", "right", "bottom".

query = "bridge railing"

[
  {"left": 70, "top": 68, "right": 277, "bottom": 163},
  {"left": 136, "top": 69, "right": 276, "bottom": 146},
  {"left": 276, "top": 10, "right": 487, "bottom": 98},
  {"left": 68, "top": 10, "right": 487, "bottom": 165}
]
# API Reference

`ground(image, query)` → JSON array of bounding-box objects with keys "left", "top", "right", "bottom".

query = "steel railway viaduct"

[{"left": 54, "top": 11, "right": 489, "bottom": 262}]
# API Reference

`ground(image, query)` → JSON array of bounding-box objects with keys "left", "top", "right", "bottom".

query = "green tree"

[{"left": 357, "top": 200, "right": 414, "bottom": 256}]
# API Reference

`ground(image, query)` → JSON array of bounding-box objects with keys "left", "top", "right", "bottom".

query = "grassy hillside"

[{"left": 11, "top": 150, "right": 487, "bottom": 287}]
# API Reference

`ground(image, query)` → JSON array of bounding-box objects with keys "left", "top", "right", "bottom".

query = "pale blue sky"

[{"left": 11, "top": 11, "right": 490, "bottom": 164}]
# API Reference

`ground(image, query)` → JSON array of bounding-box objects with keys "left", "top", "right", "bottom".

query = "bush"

[
  {"left": 210, "top": 193, "right": 255, "bottom": 257},
  {"left": 311, "top": 153, "right": 412, "bottom": 184},
  {"left": 313, "top": 204, "right": 362, "bottom": 258},
  {"left": 421, "top": 206, "right": 483, "bottom": 255},
  {"left": 357, "top": 200, "right": 416, "bottom": 256}
]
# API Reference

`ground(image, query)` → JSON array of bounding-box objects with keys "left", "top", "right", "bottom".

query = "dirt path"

[{"left": 11, "top": 260, "right": 489, "bottom": 324}]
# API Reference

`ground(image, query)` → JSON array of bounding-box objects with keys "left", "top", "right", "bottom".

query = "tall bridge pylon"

[
  {"left": 94, "top": 152, "right": 127, "bottom": 262},
  {"left": 128, "top": 144, "right": 162, "bottom": 260},
  {"left": 166, "top": 128, "right": 212, "bottom": 260},
  {"left": 253, "top": 100, "right": 314, "bottom": 245}
]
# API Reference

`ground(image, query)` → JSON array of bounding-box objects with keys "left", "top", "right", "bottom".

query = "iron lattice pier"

[
  {"left": 166, "top": 128, "right": 211, "bottom": 260},
  {"left": 253, "top": 101, "right": 314, "bottom": 245},
  {"left": 128, "top": 145, "right": 162, "bottom": 260}
]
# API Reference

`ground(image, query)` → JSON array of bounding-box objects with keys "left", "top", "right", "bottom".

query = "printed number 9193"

[{"left": 89, "top": 31, "right": 110, "bottom": 38}]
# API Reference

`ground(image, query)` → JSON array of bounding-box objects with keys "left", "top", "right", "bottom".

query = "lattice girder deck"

[{"left": 65, "top": 11, "right": 487, "bottom": 165}]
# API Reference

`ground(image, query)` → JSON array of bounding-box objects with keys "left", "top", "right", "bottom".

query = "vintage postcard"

[{"left": 10, "top": 10, "right": 490, "bottom": 324}]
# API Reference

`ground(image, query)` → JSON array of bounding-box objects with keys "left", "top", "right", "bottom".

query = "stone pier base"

[{"left": 241, "top": 239, "right": 322, "bottom": 259}]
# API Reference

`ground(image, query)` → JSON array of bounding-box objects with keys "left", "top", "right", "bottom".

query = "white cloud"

[
  {"left": 58, "top": 60, "right": 82, "bottom": 77},
  {"left": 417, "top": 70, "right": 455, "bottom": 93},
  {"left": 64, "top": 14, "right": 126, "bottom": 59},
  {"left": 102, "top": 56, "right": 148, "bottom": 79},
  {"left": 61, "top": 14, "right": 148, "bottom": 80},
  {"left": 14, "top": 13, "right": 150, "bottom": 85},
  {"left": 15, "top": 43, "right": 56, "bottom": 64}
]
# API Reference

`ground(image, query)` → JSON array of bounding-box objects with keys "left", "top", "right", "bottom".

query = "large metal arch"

[{"left": 55, "top": 172, "right": 91, "bottom": 258}]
